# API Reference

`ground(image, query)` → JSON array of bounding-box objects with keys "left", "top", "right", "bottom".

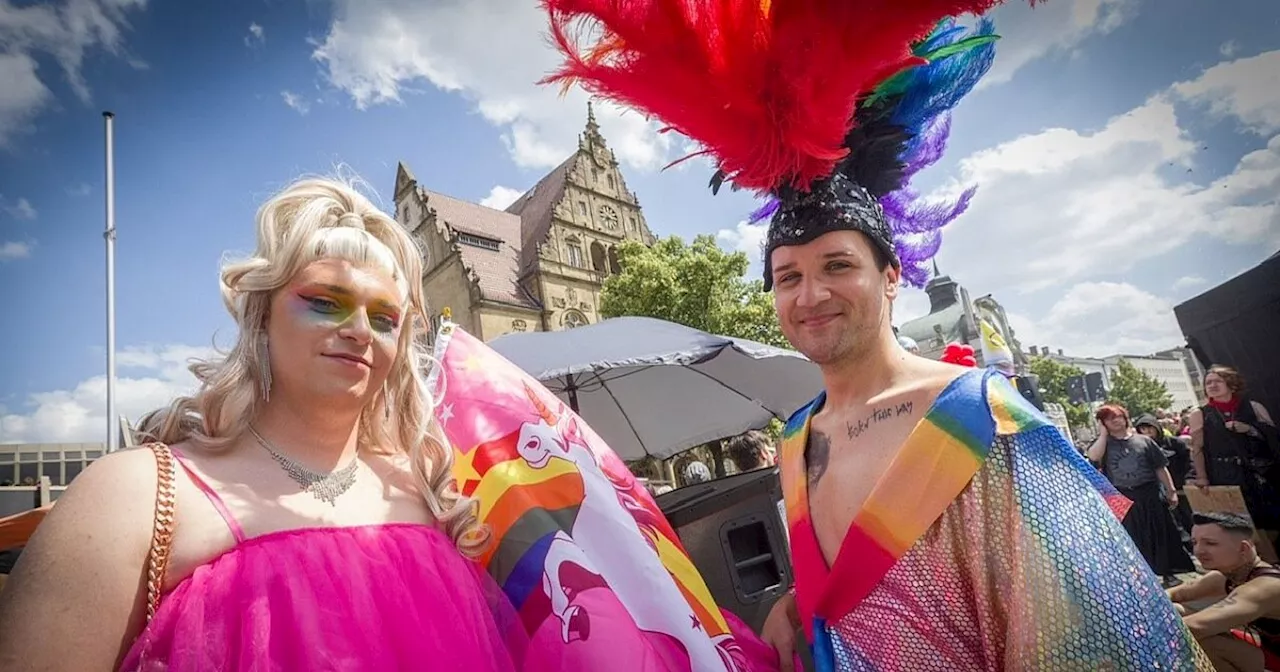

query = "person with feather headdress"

[{"left": 538, "top": 1, "right": 1213, "bottom": 669}]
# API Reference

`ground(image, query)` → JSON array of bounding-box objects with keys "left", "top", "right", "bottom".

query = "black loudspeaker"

[
  {"left": 656, "top": 466, "right": 793, "bottom": 634},
  {"left": 1014, "top": 374, "right": 1046, "bottom": 411},
  {"left": 1085, "top": 371, "right": 1108, "bottom": 402},
  {"left": 1066, "top": 375, "right": 1087, "bottom": 406}
]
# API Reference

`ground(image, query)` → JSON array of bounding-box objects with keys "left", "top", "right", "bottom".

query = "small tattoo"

[
  {"left": 846, "top": 401, "right": 914, "bottom": 440},
  {"left": 807, "top": 431, "right": 831, "bottom": 486}
]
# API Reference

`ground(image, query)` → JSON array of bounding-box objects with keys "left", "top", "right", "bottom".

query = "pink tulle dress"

[{"left": 120, "top": 449, "right": 530, "bottom": 671}]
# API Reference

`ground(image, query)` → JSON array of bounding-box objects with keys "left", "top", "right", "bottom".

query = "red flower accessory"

[{"left": 941, "top": 342, "right": 978, "bottom": 368}]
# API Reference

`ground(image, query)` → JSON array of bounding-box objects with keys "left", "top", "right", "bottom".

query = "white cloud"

[
  {"left": 281, "top": 90, "right": 310, "bottom": 115},
  {"left": 4, "top": 197, "right": 36, "bottom": 220},
  {"left": 245, "top": 21, "right": 265, "bottom": 47},
  {"left": 981, "top": 0, "right": 1134, "bottom": 89},
  {"left": 0, "top": 241, "right": 31, "bottom": 260},
  {"left": 908, "top": 50, "right": 1280, "bottom": 357},
  {"left": 0, "top": 0, "right": 147, "bottom": 146},
  {"left": 309, "top": 0, "right": 1143, "bottom": 171},
  {"left": 1172, "top": 50, "right": 1280, "bottom": 135},
  {"left": 0, "top": 52, "right": 50, "bottom": 147},
  {"left": 893, "top": 288, "right": 934, "bottom": 327},
  {"left": 311, "top": 0, "right": 671, "bottom": 171},
  {"left": 66, "top": 182, "right": 90, "bottom": 197},
  {"left": 478, "top": 185, "right": 522, "bottom": 210},
  {"left": 714, "top": 49, "right": 1280, "bottom": 359},
  {"left": 1220, "top": 40, "right": 1240, "bottom": 58},
  {"left": 1006, "top": 282, "right": 1184, "bottom": 358},
  {"left": 1172, "top": 275, "right": 1207, "bottom": 291},
  {"left": 0, "top": 343, "right": 214, "bottom": 444},
  {"left": 932, "top": 80, "right": 1280, "bottom": 294},
  {"left": 716, "top": 220, "right": 768, "bottom": 280}
]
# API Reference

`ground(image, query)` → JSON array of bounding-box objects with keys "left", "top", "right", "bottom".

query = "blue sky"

[{"left": 1, "top": 0, "right": 1277, "bottom": 444}]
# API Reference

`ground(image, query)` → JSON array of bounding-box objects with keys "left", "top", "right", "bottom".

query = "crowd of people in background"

[
  {"left": 647, "top": 363, "right": 1280, "bottom": 670},
  {"left": 1080, "top": 365, "right": 1280, "bottom": 671}
]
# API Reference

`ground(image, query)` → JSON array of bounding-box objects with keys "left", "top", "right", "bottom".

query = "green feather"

[
  {"left": 862, "top": 33, "right": 1001, "bottom": 108},
  {"left": 917, "top": 34, "right": 1000, "bottom": 62}
]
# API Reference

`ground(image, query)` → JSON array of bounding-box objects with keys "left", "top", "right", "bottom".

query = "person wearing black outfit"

[
  {"left": 1169, "top": 513, "right": 1280, "bottom": 672},
  {"left": 1089, "top": 404, "right": 1196, "bottom": 587},
  {"left": 1137, "top": 414, "right": 1196, "bottom": 551},
  {"left": 1190, "top": 366, "right": 1280, "bottom": 543}
]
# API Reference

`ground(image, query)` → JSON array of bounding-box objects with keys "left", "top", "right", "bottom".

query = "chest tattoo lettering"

[{"left": 846, "top": 401, "right": 915, "bottom": 440}]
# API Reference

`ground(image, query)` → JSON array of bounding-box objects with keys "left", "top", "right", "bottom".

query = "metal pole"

[
  {"left": 564, "top": 374, "right": 579, "bottom": 413},
  {"left": 104, "top": 112, "right": 118, "bottom": 453}
]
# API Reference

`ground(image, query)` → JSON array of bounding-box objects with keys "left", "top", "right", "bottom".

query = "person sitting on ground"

[
  {"left": 1169, "top": 512, "right": 1280, "bottom": 672},
  {"left": 726, "top": 430, "right": 776, "bottom": 473}
]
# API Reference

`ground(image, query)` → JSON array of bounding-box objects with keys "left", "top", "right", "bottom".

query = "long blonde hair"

[{"left": 136, "top": 176, "right": 487, "bottom": 556}]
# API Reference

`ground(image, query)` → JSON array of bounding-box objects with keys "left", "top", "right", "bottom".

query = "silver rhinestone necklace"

[{"left": 248, "top": 426, "right": 359, "bottom": 506}]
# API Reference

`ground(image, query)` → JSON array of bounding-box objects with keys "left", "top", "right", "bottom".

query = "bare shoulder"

[
  {"left": 1252, "top": 401, "right": 1274, "bottom": 425},
  {"left": 0, "top": 445, "right": 161, "bottom": 669},
  {"left": 1239, "top": 572, "right": 1280, "bottom": 606},
  {"left": 900, "top": 358, "right": 975, "bottom": 397},
  {"left": 25, "top": 445, "right": 159, "bottom": 545}
]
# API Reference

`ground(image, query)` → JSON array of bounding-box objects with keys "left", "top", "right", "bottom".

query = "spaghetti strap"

[{"left": 170, "top": 447, "right": 247, "bottom": 543}]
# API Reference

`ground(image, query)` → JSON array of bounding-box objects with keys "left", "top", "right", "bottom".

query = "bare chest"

[{"left": 805, "top": 401, "right": 922, "bottom": 567}]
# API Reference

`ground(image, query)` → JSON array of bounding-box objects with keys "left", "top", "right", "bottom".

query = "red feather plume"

[{"left": 540, "top": 0, "right": 1020, "bottom": 193}]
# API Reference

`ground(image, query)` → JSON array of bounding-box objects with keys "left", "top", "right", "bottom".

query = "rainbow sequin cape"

[{"left": 780, "top": 368, "right": 1213, "bottom": 671}]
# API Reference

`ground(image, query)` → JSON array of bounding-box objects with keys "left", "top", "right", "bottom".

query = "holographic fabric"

[{"left": 779, "top": 369, "right": 1214, "bottom": 671}]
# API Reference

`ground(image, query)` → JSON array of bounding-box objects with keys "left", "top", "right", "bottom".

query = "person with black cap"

[{"left": 539, "top": 0, "right": 1212, "bottom": 669}]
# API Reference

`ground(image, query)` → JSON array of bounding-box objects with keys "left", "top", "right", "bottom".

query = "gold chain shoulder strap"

[{"left": 144, "top": 442, "right": 177, "bottom": 623}]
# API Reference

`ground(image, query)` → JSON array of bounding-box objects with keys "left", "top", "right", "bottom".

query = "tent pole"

[{"left": 564, "top": 374, "right": 580, "bottom": 413}]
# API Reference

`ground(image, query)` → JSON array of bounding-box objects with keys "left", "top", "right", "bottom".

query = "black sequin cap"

[{"left": 761, "top": 172, "right": 901, "bottom": 290}]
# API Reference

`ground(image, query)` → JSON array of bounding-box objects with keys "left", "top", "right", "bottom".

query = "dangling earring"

[
  {"left": 259, "top": 337, "right": 272, "bottom": 403},
  {"left": 383, "top": 383, "right": 391, "bottom": 420}
]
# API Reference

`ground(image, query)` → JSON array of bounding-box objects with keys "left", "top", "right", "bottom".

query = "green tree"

[
  {"left": 1027, "top": 356, "right": 1092, "bottom": 431},
  {"left": 1106, "top": 359, "right": 1174, "bottom": 418},
  {"left": 600, "top": 235, "right": 788, "bottom": 348}
]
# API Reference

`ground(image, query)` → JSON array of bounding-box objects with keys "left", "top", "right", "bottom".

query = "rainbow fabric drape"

[
  {"left": 779, "top": 368, "right": 1213, "bottom": 671},
  {"left": 431, "top": 325, "right": 788, "bottom": 671}
]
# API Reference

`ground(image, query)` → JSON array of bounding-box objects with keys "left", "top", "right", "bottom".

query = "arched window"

[
  {"left": 591, "top": 241, "right": 608, "bottom": 273},
  {"left": 562, "top": 310, "right": 588, "bottom": 329},
  {"left": 566, "top": 245, "right": 584, "bottom": 268},
  {"left": 608, "top": 246, "right": 621, "bottom": 275}
]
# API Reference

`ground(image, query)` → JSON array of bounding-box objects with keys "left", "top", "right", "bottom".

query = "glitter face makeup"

[
  {"left": 290, "top": 285, "right": 401, "bottom": 339},
  {"left": 266, "top": 259, "right": 404, "bottom": 401}
]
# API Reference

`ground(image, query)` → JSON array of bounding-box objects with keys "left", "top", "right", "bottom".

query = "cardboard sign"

[{"left": 1184, "top": 485, "right": 1277, "bottom": 562}]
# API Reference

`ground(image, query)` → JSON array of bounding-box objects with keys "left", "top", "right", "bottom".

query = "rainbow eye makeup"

[{"left": 293, "top": 291, "right": 401, "bottom": 335}]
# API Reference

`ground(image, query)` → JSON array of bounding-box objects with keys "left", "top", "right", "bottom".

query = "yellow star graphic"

[{"left": 452, "top": 445, "right": 482, "bottom": 493}]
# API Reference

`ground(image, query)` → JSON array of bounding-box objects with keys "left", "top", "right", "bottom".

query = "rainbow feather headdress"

[{"left": 539, "top": 0, "right": 1038, "bottom": 288}]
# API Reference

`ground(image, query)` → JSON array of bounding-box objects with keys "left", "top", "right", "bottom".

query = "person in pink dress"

[{"left": 0, "top": 177, "right": 537, "bottom": 671}]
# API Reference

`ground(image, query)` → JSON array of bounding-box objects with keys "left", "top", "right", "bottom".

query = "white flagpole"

[{"left": 104, "top": 111, "right": 118, "bottom": 453}]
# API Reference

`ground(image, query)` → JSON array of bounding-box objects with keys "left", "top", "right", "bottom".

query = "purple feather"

[{"left": 749, "top": 198, "right": 781, "bottom": 224}]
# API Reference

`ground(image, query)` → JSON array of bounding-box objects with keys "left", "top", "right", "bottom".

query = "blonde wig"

[{"left": 136, "top": 176, "right": 486, "bottom": 556}]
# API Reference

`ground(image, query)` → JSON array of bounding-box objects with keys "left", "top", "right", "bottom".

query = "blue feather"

[{"left": 891, "top": 17, "right": 998, "bottom": 153}]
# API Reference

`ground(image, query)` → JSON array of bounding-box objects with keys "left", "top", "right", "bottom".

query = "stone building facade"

[
  {"left": 897, "top": 262, "right": 1027, "bottom": 373},
  {"left": 394, "top": 105, "right": 656, "bottom": 341}
]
